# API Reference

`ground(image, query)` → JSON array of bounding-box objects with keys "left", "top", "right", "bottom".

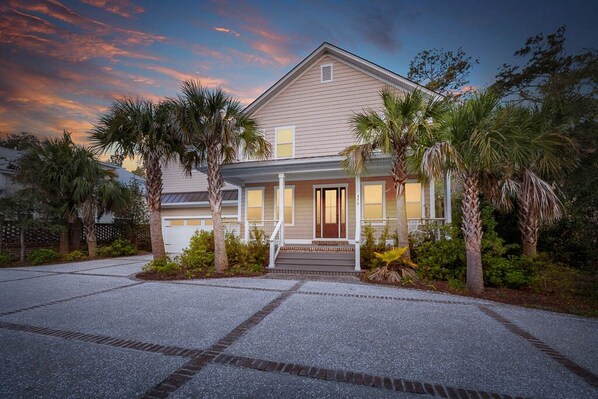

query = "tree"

[
  {"left": 172, "top": 80, "right": 270, "bottom": 273},
  {"left": 0, "top": 190, "right": 43, "bottom": 261},
  {"left": 91, "top": 98, "right": 184, "bottom": 259},
  {"left": 0, "top": 132, "right": 40, "bottom": 150},
  {"left": 408, "top": 48, "right": 479, "bottom": 98},
  {"left": 420, "top": 92, "right": 529, "bottom": 294},
  {"left": 108, "top": 152, "right": 125, "bottom": 166},
  {"left": 341, "top": 89, "right": 446, "bottom": 259},
  {"left": 113, "top": 180, "right": 149, "bottom": 249}
]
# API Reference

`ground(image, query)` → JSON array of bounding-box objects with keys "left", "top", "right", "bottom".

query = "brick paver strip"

[
  {"left": 212, "top": 354, "right": 532, "bottom": 399},
  {"left": 478, "top": 305, "right": 598, "bottom": 388},
  {"left": 141, "top": 280, "right": 305, "bottom": 399},
  {"left": 0, "top": 282, "right": 144, "bottom": 316}
]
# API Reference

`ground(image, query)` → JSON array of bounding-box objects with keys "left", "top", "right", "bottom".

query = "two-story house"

[{"left": 160, "top": 43, "right": 453, "bottom": 272}]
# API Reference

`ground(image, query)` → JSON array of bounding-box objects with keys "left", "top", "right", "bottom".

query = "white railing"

[
  {"left": 244, "top": 220, "right": 278, "bottom": 242},
  {"left": 360, "top": 218, "right": 446, "bottom": 242},
  {"left": 269, "top": 219, "right": 283, "bottom": 268},
  {"left": 355, "top": 216, "right": 361, "bottom": 271}
]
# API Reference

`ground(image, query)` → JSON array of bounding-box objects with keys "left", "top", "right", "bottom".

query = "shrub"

[
  {"left": 226, "top": 227, "right": 267, "bottom": 274},
  {"left": 180, "top": 230, "right": 215, "bottom": 270},
  {"left": 97, "top": 239, "right": 137, "bottom": 257},
  {"left": 63, "top": 250, "right": 87, "bottom": 262},
  {"left": 412, "top": 224, "right": 465, "bottom": 281},
  {"left": 142, "top": 256, "right": 181, "bottom": 276},
  {"left": 360, "top": 224, "right": 389, "bottom": 269},
  {"left": 28, "top": 248, "right": 60, "bottom": 265},
  {"left": 0, "top": 250, "right": 12, "bottom": 265},
  {"left": 369, "top": 247, "right": 417, "bottom": 284}
]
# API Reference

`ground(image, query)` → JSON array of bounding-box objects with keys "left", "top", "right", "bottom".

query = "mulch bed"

[
  {"left": 136, "top": 270, "right": 266, "bottom": 281},
  {"left": 363, "top": 276, "right": 598, "bottom": 317}
]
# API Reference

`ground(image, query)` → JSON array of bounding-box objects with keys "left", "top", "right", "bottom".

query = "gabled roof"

[{"left": 245, "top": 42, "right": 442, "bottom": 115}]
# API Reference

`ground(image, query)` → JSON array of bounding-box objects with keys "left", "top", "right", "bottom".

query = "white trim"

[
  {"left": 312, "top": 183, "right": 349, "bottom": 240},
  {"left": 245, "top": 186, "right": 265, "bottom": 226},
  {"left": 361, "top": 181, "right": 386, "bottom": 225},
  {"left": 320, "top": 63, "right": 333, "bottom": 82},
  {"left": 274, "top": 185, "right": 295, "bottom": 226},
  {"left": 429, "top": 178, "right": 436, "bottom": 219},
  {"left": 162, "top": 200, "right": 238, "bottom": 208},
  {"left": 284, "top": 239, "right": 313, "bottom": 245},
  {"left": 274, "top": 126, "right": 295, "bottom": 159}
]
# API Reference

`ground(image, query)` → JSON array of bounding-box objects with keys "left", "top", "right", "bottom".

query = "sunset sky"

[{"left": 1, "top": 0, "right": 595, "bottom": 151}]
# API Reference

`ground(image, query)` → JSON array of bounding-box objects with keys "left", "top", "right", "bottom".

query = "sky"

[{"left": 1, "top": 0, "right": 596, "bottom": 161}]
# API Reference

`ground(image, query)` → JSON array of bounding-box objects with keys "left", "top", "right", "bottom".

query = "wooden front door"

[{"left": 315, "top": 187, "right": 346, "bottom": 239}]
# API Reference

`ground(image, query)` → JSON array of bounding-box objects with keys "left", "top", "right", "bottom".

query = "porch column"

[
  {"left": 444, "top": 173, "right": 452, "bottom": 224},
  {"left": 429, "top": 178, "right": 436, "bottom": 219},
  {"left": 278, "top": 173, "right": 285, "bottom": 246},
  {"left": 421, "top": 183, "right": 426, "bottom": 221},
  {"left": 354, "top": 175, "right": 361, "bottom": 271}
]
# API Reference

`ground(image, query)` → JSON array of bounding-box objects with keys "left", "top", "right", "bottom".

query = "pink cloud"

[
  {"left": 142, "top": 65, "right": 226, "bottom": 87},
  {"left": 80, "top": 0, "right": 144, "bottom": 18},
  {"left": 214, "top": 26, "right": 240, "bottom": 37}
]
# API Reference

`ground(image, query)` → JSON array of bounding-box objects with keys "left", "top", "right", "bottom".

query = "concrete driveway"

[{"left": 0, "top": 255, "right": 596, "bottom": 399}]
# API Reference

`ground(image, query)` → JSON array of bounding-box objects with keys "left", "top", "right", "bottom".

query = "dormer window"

[{"left": 320, "top": 64, "right": 333, "bottom": 82}]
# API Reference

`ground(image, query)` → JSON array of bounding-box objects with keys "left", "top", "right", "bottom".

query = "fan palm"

[
  {"left": 341, "top": 88, "right": 446, "bottom": 259},
  {"left": 172, "top": 80, "right": 270, "bottom": 273},
  {"left": 91, "top": 99, "right": 184, "bottom": 259},
  {"left": 420, "top": 92, "right": 530, "bottom": 294},
  {"left": 493, "top": 102, "right": 576, "bottom": 256}
]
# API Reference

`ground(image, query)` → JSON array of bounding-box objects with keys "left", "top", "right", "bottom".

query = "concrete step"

[
  {"left": 277, "top": 251, "right": 354, "bottom": 261},
  {"left": 275, "top": 258, "right": 355, "bottom": 267}
]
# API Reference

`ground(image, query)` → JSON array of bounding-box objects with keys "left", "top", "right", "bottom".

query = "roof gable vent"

[{"left": 320, "top": 64, "right": 333, "bottom": 82}]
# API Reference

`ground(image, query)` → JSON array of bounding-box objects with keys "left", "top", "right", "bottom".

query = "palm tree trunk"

[
  {"left": 59, "top": 225, "right": 69, "bottom": 254},
  {"left": 207, "top": 144, "right": 228, "bottom": 273},
  {"left": 519, "top": 197, "right": 538, "bottom": 257},
  {"left": 82, "top": 217, "right": 98, "bottom": 257},
  {"left": 146, "top": 154, "right": 166, "bottom": 259},
  {"left": 20, "top": 227, "right": 25, "bottom": 262},
  {"left": 461, "top": 174, "right": 484, "bottom": 295},
  {"left": 391, "top": 150, "right": 411, "bottom": 259}
]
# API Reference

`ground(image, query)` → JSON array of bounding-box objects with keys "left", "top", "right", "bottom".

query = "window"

[
  {"left": 320, "top": 64, "right": 333, "bottom": 82},
  {"left": 246, "top": 188, "right": 264, "bottom": 224},
  {"left": 204, "top": 219, "right": 213, "bottom": 226},
  {"left": 405, "top": 182, "right": 422, "bottom": 218},
  {"left": 363, "top": 182, "right": 384, "bottom": 222},
  {"left": 169, "top": 219, "right": 185, "bottom": 226},
  {"left": 187, "top": 219, "right": 201, "bottom": 226},
  {"left": 274, "top": 187, "right": 294, "bottom": 225},
  {"left": 275, "top": 126, "right": 294, "bottom": 159}
]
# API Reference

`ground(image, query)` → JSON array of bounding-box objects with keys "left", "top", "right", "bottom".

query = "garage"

[{"left": 163, "top": 218, "right": 212, "bottom": 254}]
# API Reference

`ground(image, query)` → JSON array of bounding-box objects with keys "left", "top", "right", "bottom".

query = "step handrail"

[{"left": 268, "top": 219, "right": 283, "bottom": 268}]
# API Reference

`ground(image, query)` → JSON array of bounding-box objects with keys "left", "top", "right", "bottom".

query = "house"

[
  {"left": 96, "top": 162, "right": 145, "bottom": 223},
  {"left": 0, "top": 146, "right": 24, "bottom": 198},
  {"left": 160, "top": 42, "right": 453, "bottom": 271}
]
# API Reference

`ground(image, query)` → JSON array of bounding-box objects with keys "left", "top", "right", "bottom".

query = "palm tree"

[
  {"left": 420, "top": 92, "right": 529, "bottom": 294},
  {"left": 341, "top": 88, "right": 445, "bottom": 259},
  {"left": 91, "top": 99, "right": 184, "bottom": 259},
  {"left": 172, "top": 80, "right": 270, "bottom": 273},
  {"left": 494, "top": 102, "right": 576, "bottom": 257}
]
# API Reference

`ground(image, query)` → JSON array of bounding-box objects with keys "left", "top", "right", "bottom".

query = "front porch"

[{"left": 218, "top": 155, "right": 452, "bottom": 271}]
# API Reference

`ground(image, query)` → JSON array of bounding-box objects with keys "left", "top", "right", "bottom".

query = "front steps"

[{"left": 268, "top": 245, "right": 362, "bottom": 276}]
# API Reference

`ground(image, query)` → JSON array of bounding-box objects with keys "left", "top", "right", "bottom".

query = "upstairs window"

[
  {"left": 405, "top": 182, "right": 422, "bottom": 218},
  {"left": 274, "top": 187, "right": 294, "bottom": 225},
  {"left": 321, "top": 64, "right": 333, "bottom": 82},
  {"left": 363, "top": 182, "right": 385, "bottom": 222},
  {"left": 275, "top": 126, "right": 294, "bottom": 159}
]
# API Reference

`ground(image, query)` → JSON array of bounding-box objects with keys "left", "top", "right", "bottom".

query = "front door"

[{"left": 315, "top": 187, "right": 346, "bottom": 239}]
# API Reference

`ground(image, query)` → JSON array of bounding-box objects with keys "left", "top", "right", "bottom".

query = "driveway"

[{"left": 0, "top": 256, "right": 596, "bottom": 399}]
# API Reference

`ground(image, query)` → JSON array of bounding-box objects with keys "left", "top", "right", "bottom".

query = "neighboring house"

[
  {"left": 0, "top": 146, "right": 24, "bottom": 198},
  {"left": 160, "top": 42, "right": 453, "bottom": 270},
  {"left": 96, "top": 162, "right": 146, "bottom": 223}
]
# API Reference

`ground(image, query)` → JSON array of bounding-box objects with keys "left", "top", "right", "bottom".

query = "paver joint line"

[{"left": 477, "top": 305, "right": 598, "bottom": 388}]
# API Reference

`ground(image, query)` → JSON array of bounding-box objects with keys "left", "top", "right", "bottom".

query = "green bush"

[
  {"left": 225, "top": 227, "right": 267, "bottom": 274},
  {"left": 180, "top": 230, "right": 215, "bottom": 270},
  {"left": 28, "top": 248, "right": 60, "bottom": 265},
  {"left": 360, "top": 224, "right": 389, "bottom": 270},
  {"left": 142, "top": 256, "right": 181, "bottom": 275},
  {"left": 412, "top": 225, "right": 466, "bottom": 281},
  {"left": 97, "top": 239, "right": 137, "bottom": 257},
  {"left": 0, "top": 250, "right": 12, "bottom": 265},
  {"left": 62, "top": 250, "right": 87, "bottom": 262}
]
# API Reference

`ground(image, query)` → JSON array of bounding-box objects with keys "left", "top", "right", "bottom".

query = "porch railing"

[
  {"left": 269, "top": 219, "right": 283, "bottom": 268},
  {"left": 360, "top": 218, "right": 446, "bottom": 242}
]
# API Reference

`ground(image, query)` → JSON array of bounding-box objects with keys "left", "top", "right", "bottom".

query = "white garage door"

[{"left": 164, "top": 218, "right": 213, "bottom": 254}]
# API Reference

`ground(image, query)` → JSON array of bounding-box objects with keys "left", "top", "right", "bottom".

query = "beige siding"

[
  {"left": 251, "top": 54, "right": 399, "bottom": 159},
  {"left": 161, "top": 206, "right": 238, "bottom": 218},
  {"left": 162, "top": 161, "right": 238, "bottom": 194}
]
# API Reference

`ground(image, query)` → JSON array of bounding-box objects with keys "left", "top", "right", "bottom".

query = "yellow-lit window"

[
  {"left": 406, "top": 182, "right": 422, "bottom": 218},
  {"left": 275, "top": 127, "right": 294, "bottom": 158},
  {"left": 246, "top": 188, "right": 264, "bottom": 224},
  {"left": 187, "top": 219, "right": 201, "bottom": 226},
  {"left": 274, "top": 187, "right": 294, "bottom": 225},
  {"left": 170, "top": 219, "right": 185, "bottom": 226},
  {"left": 363, "top": 183, "right": 384, "bottom": 222},
  {"left": 204, "top": 219, "right": 213, "bottom": 226}
]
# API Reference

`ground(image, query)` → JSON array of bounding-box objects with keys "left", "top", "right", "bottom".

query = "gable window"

[
  {"left": 274, "top": 186, "right": 294, "bottom": 225},
  {"left": 363, "top": 182, "right": 385, "bottom": 222},
  {"left": 405, "top": 182, "right": 422, "bottom": 218},
  {"left": 320, "top": 64, "right": 333, "bottom": 82},
  {"left": 246, "top": 188, "right": 264, "bottom": 225},
  {"left": 275, "top": 126, "right": 294, "bottom": 159}
]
